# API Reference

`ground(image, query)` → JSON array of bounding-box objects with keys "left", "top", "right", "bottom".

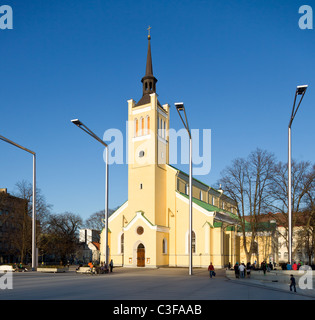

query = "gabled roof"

[
  {"left": 168, "top": 164, "right": 237, "bottom": 206},
  {"left": 91, "top": 242, "right": 100, "bottom": 250},
  {"left": 177, "top": 192, "right": 239, "bottom": 226}
]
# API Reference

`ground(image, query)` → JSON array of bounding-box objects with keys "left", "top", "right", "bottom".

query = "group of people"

[
  {"left": 13, "top": 262, "right": 28, "bottom": 272},
  {"left": 282, "top": 261, "right": 304, "bottom": 271},
  {"left": 88, "top": 260, "right": 114, "bottom": 274},
  {"left": 233, "top": 260, "right": 279, "bottom": 278},
  {"left": 233, "top": 262, "right": 253, "bottom": 278}
]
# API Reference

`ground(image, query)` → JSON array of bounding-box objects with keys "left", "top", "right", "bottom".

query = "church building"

[{"left": 100, "top": 33, "right": 240, "bottom": 269}]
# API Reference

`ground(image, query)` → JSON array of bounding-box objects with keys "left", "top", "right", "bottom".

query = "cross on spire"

[{"left": 147, "top": 25, "right": 152, "bottom": 39}]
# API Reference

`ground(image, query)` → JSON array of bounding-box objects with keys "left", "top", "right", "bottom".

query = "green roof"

[
  {"left": 179, "top": 191, "right": 238, "bottom": 219},
  {"left": 168, "top": 164, "right": 222, "bottom": 194}
]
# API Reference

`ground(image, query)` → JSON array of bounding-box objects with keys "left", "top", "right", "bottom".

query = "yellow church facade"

[{"left": 100, "top": 34, "right": 241, "bottom": 269}]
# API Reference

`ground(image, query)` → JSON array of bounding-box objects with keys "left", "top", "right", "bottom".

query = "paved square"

[{"left": 0, "top": 267, "right": 314, "bottom": 300}]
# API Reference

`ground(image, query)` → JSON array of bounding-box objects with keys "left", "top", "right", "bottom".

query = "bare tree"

[
  {"left": 14, "top": 180, "right": 52, "bottom": 227},
  {"left": 295, "top": 165, "right": 315, "bottom": 264},
  {"left": 219, "top": 148, "right": 275, "bottom": 263},
  {"left": 268, "top": 161, "right": 315, "bottom": 254},
  {"left": 42, "top": 212, "right": 83, "bottom": 264},
  {"left": 84, "top": 208, "right": 116, "bottom": 231}
]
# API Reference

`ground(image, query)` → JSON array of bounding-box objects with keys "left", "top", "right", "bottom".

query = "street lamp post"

[
  {"left": 175, "top": 102, "right": 193, "bottom": 275},
  {"left": 0, "top": 134, "right": 37, "bottom": 270},
  {"left": 71, "top": 119, "right": 109, "bottom": 266},
  {"left": 288, "top": 85, "right": 308, "bottom": 265}
]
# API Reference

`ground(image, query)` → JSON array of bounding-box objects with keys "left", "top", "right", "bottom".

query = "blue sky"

[{"left": 1, "top": 0, "right": 314, "bottom": 220}]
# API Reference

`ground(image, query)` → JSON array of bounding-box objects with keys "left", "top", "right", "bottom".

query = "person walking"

[
  {"left": 246, "top": 262, "right": 252, "bottom": 278},
  {"left": 261, "top": 261, "right": 267, "bottom": 275},
  {"left": 109, "top": 259, "right": 114, "bottom": 273},
  {"left": 290, "top": 274, "right": 297, "bottom": 293},
  {"left": 208, "top": 262, "right": 215, "bottom": 278},
  {"left": 239, "top": 263, "right": 245, "bottom": 279},
  {"left": 234, "top": 262, "right": 240, "bottom": 279}
]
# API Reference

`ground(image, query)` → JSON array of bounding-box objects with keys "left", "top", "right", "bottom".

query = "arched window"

[
  {"left": 135, "top": 118, "right": 139, "bottom": 137},
  {"left": 191, "top": 231, "right": 196, "bottom": 254},
  {"left": 141, "top": 117, "right": 145, "bottom": 134},
  {"left": 186, "top": 230, "right": 196, "bottom": 254},
  {"left": 200, "top": 191, "right": 203, "bottom": 201},
  {"left": 160, "top": 120, "right": 162, "bottom": 137},
  {"left": 121, "top": 233, "right": 124, "bottom": 254},
  {"left": 139, "top": 117, "right": 144, "bottom": 136},
  {"left": 146, "top": 116, "right": 150, "bottom": 135},
  {"left": 162, "top": 238, "right": 167, "bottom": 254}
]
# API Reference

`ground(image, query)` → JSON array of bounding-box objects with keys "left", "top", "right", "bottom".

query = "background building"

[{"left": 0, "top": 188, "right": 28, "bottom": 263}]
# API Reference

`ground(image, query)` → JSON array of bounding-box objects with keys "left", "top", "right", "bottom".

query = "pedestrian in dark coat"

[{"left": 290, "top": 274, "right": 296, "bottom": 292}]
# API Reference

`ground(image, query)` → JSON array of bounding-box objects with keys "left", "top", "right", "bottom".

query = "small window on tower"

[
  {"left": 135, "top": 119, "right": 139, "bottom": 137},
  {"left": 140, "top": 183, "right": 143, "bottom": 189}
]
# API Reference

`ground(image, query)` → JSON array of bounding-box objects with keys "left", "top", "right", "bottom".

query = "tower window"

[
  {"left": 140, "top": 183, "right": 143, "bottom": 189},
  {"left": 142, "top": 117, "right": 145, "bottom": 135},
  {"left": 135, "top": 118, "right": 139, "bottom": 137},
  {"left": 146, "top": 116, "right": 150, "bottom": 135}
]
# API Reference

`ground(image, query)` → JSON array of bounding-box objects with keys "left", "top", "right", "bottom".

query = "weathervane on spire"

[{"left": 147, "top": 25, "right": 152, "bottom": 39}]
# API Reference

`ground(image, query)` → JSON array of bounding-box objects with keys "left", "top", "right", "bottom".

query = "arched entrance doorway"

[{"left": 137, "top": 243, "right": 145, "bottom": 267}]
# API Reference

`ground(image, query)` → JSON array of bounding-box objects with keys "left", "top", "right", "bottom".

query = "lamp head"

[
  {"left": 71, "top": 119, "right": 82, "bottom": 126},
  {"left": 175, "top": 102, "right": 184, "bottom": 111},
  {"left": 296, "top": 85, "right": 308, "bottom": 95}
]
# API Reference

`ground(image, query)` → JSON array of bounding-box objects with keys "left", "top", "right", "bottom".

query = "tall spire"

[
  {"left": 141, "top": 27, "right": 157, "bottom": 97},
  {"left": 145, "top": 34, "right": 153, "bottom": 76}
]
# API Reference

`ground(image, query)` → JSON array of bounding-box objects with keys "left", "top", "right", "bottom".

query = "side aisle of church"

[{"left": 100, "top": 33, "right": 241, "bottom": 269}]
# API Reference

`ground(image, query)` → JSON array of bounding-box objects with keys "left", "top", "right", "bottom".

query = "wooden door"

[{"left": 137, "top": 244, "right": 145, "bottom": 267}]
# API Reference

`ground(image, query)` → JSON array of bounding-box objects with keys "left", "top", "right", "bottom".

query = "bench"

[
  {"left": 76, "top": 267, "right": 94, "bottom": 274},
  {"left": 76, "top": 266, "right": 109, "bottom": 275},
  {"left": 0, "top": 265, "right": 16, "bottom": 272}
]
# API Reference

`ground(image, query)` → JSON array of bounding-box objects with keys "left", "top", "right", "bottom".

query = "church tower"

[
  {"left": 127, "top": 32, "right": 170, "bottom": 227},
  {"left": 104, "top": 30, "right": 240, "bottom": 269}
]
